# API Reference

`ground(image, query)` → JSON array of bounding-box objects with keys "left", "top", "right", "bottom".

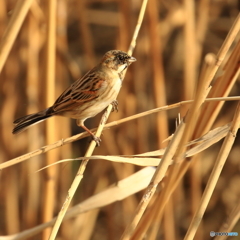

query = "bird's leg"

[
  {"left": 111, "top": 100, "right": 118, "bottom": 112},
  {"left": 76, "top": 120, "right": 101, "bottom": 146}
]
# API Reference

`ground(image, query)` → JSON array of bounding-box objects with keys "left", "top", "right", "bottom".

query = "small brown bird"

[{"left": 13, "top": 50, "right": 136, "bottom": 145}]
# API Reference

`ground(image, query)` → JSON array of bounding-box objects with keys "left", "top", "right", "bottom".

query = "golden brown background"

[{"left": 0, "top": 0, "right": 239, "bottom": 239}]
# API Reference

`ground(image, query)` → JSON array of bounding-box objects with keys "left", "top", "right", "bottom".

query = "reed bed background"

[{"left": 0, "top": 0, "right": 239, "bottom": 240}]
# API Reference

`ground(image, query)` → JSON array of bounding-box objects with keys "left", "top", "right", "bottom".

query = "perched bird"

[{"left": 13, "top": 50, "right": 136, "bottom": 145}]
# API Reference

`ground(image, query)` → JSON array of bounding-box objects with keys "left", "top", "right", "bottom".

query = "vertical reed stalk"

[
  {"left": 0, "top": 0, "right": 34, "bottom": 72},
  {"left": 183, "top": 0, "right": 196, "bottom": 113},
  {"left": 25, "top": 12, "right": 41, "bottom": 230},
  {"left": 184, "top": 101, "right": 240, "bottom": 240},
  {"left": 49, "top": 0, "right": 148, "bottom": 238},
  {"left": 147, "top": 0, "right": 168, "bottom": 146},
  {"left": 43, "top": 0, "right": 58, "bottom": 239}
]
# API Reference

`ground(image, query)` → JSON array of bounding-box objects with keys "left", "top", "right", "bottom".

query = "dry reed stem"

[
  {"left": 195, "top": 40, "right": 240, "bottom": 139},
  {"left": 127, "top": 0, "right": 148, "bottom": 56},
  {"left": 44, "top": 1, "right": 58, "bottom": 239},
  {"left": 25, "top": 12, "right": 41, "bottom": 229},
  {"left": 70, "top": 178, "right": 107, "bottom": 239},
  {"left": 134, "top": 153, "right": 192, "bottom": 240},
  {"left": 162, "top": 198, "right": 176, "bottom": 240},
  {"left": 77, "top": 0, "right": 95, "bottom": 68},
  {"left": 138, "top": 37, "right": 219, "bottom": 240},
  {"left": 184, "top": 101, "right": 240, "bottom": 240},
  {"left": 183, "top": 0, "right": 196, "bottom": 102},
  {"left": 147, "top": 0, "right": 169, "bottom": 146},
  {"left": 205, "top": 13, "right": 240, "bottom": 83},
  {"left": 2, "top": 97, "right": 240, "bottom": 170},
  {"left": 193, "top": 13, "right": 240, "bottom": 137},
  {"left": 173, "top": 51, "right": 215, "bottom": 167},
  {"left": 168, "top": 12, "right": 240, "bottom": 211},
  {"left": 0, "top": 0, "right": 34, "bottom": 72},
  {"left": 159, "top": 15, "right": 240, "bottom": 239},
  {"left": 131, "top": 129, "right": 186, "bottom": 238},
  {"left": 117, "top": 3, "right": 135, "bottom": 227},
  {"left": 167, "top": 52, "right": 215, "bottom": 172},
  {"left": 55, "top": 1, "right": 73, "bottom": 226},
  {"left": 142, "top": 55, "right": 215, "bottom": 237},
  {"left": 121, "top": 121, "right": 186, "bottom": 240},
  {"left": 48, "top": 1, "right": 149, "bottom": 238},
  {"left": 130, "top": 198, "right": 158, "bottom": 240},
  {"left": 130, "top": 13, "right": 240, "bottom": 239},
  {"left": 118, "top": 1, "right": 131, "bottom": 50},
  {"left": 48, "top": 106, "right": 112, "bottom": 239},
  {"left": 195, "top": 14, "right": 240, "bottom": 137},
  {"left": 150, "top": 194, "right": 176, "bottom": 240},
  {"left": 195, "top": 0, "right": 209, "bottom": 66},
  {"left": 153, "top": 59, "right": 214, "bottom": 227}
]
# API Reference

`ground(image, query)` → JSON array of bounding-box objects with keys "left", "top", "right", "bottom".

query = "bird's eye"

[{"left": 118, "top": 54, "right": 125, "bottom": 62}]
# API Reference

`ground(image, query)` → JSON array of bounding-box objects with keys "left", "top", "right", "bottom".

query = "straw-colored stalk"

[
  {"left": 48, "top": 1, "right": 149, "bottom": 239},
  {"left": 0, "top": 0, "right": 34, "bottom": 72},
  {"left": 43, "top": 0, "right": 58, "bottom": 239},
  {"left": 1, "top": 96, "right": 240, "bottom": 170},
  {"left": 184, "top": 101, "right": 240, "bottom": 240}
]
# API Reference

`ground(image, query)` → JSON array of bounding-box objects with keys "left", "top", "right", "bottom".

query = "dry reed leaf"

[
  {"left": 185, "top": 123, "right": 231, "bottom": 157},
  {"left": 35, "top": 156, "right": 161, "bottom": 170},
  {"left": 35, "top": 122, "right": 231, "bottom": 172},
  {"left": 0, "top": 121, "right": 231, "bottom": 173},
  {"left": 75, "top": 166, "right": 156, "bottom": 205},
  {"left": 129, "top": 122, "right": 230, "bottom": 158},
  {"left": 0, "top": 167, "right": 155, "bottom": 240}
]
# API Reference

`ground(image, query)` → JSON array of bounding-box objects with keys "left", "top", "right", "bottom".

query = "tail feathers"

[{"left": 13, "top": 109, "right": 52, "bottom": 134}]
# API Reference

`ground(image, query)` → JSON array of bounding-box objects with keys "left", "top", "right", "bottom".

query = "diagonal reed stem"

[
  {"left": 183, "top": 101, "right": 240, "bottom": 240},
  {"left": 2, "top": 97, "right": 240, "bottom": 170},
  {"left": 0, "top": 0, "right": 34, "bottom": 72},
  {"left": 48, "top": 0, "right": 149, "bottom": 239}
]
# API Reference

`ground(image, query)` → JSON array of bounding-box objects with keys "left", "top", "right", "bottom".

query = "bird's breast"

[{"left": 101, "top": 74, "right": 122, "bottom": 102}]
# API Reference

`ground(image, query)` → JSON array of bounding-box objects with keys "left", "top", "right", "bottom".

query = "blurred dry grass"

[{"left": 0, "top": 0, "right": 240, "bottom": 240}]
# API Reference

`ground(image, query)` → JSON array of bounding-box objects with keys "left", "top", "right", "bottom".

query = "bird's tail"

[{"left": 12, "top": 109, "right": 53, "bottom": 134}]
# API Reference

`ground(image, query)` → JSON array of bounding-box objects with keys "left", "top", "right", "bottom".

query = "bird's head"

[{"left": 101, "top": 50, "right": 136, "bottom": 74}]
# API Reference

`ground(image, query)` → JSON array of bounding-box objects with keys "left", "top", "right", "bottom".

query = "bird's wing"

[{"left": 52, "top": 68, "right": 107, "bottom": 113}]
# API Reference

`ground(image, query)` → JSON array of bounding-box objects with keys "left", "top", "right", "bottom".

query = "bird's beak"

[{"left": 128, "top": 56, "right": 136, "bottom": 63}]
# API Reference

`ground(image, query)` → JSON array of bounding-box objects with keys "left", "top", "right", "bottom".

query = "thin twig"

[
  {"left": 127, "top": 0, "right": 148, "bottom": 56},
  {"left": 48, "top": 1, "right": 149, "bottom": 239},
  {"left": 2, "top": 96, "right": 240, "bottom": 170}
]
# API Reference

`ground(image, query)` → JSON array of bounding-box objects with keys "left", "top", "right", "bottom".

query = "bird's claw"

[
  {"left": 111, "top": 100, "right": 118, "bottom": 112},
  {"left": 92, "top": 135, "right": 102, "bottom": 146}
]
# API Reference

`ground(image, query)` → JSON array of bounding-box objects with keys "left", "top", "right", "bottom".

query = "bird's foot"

[
  {"left": 91, "top": 135, "right": 102, "bottom": 147},
  {"left": 111, "top": 100, "right": 118, "bottom": 112}
]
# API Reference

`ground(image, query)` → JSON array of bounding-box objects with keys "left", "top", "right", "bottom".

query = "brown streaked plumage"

[{"left": 13, "top": 50, "right": 136, "bottom": 145}]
